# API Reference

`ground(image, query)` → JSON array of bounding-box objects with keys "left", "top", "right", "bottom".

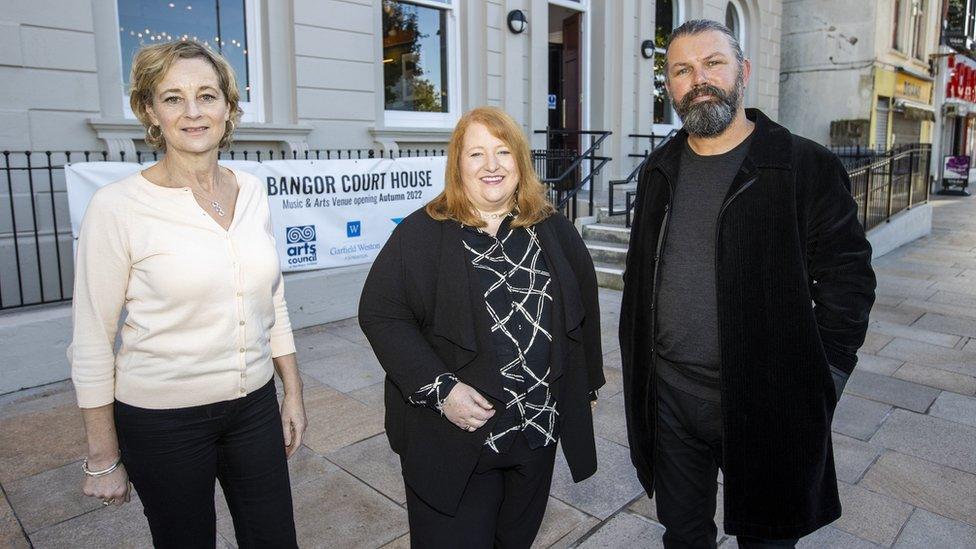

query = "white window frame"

[
  {"left": 725, "top": 1, "right": 747, "bottom": 51},
  {"left": 653, "top": 0, "right": 684, "bottom": 134},
  {"left": 382, "top": 0, "right": 460, "bottom": 129},
  {"left": 117, "top": 0, "right": 265, "bottom": 123}
]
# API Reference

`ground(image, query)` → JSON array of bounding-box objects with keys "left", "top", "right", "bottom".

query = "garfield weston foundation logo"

[{"left": 285, "top": 225, "right": 317, "bottom": 267}]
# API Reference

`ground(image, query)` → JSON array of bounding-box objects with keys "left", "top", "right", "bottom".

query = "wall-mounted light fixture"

[
  {"left": 507, "top": 10, "right": 527, "bottom": 34},
  {"left": 640, "top": 40, "right": 655, "bottom": 59}
]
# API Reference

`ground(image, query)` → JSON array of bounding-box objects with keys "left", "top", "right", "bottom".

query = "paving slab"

[
  {"left": 545, "top": 515, "right": 602, "bottom": 549},
  {"left": 879, "top": 337, "right": 976, "bottom": 377},
  {"left": 577, "top": 512, "right": 665, "bottom": 548},
  {"left": 964, "top": 338, "right": 976, "bottom": 354},
  {"left": 859, "top": 331, "right": 894, "bottom": 354},
  {"left": 897, "top": 298, "right": 976, "bottom": 320},
  {"left": 381, "top": 534, "right": 410, "bottom": 548},
  {"left": 591, "top": 392, "right": 629, "bottom": 447},
  {"left": 28, "top": 495, "right": 155, "bottom": 548},
  {"left": 602, "top": 347, "right": 622, "bottom": 370},
  {"left": 299, "top": 345, "right": 386, "bottom": 393},
  {"left": 927, "top": 290, "right": 976, "bottom": 309},
  {"left": 796, "top": 525, "right": 886, "bottom": 548},
  {"left": 912, "top": 312, "right": 976, "bottom": 338},
  {"left": 0, "top": 380, "right": 76, "bottom": 418},
  {"left": 928, "top": 391, "right": 976, "bottom": 428},
  {"left": 832, "top": 482, "right": 913, "bottom": 546},
  {"left": 854, "top": 352, "right": 903, "bottom": 376},
  {"left": 831, "top": 395, "right": 892, "bottom": 441},
  {"left": 220, "top": 467, "right": 408, "bottom": 549},
  {"left": 347, "top": 381, "right": 386, "bottom": 409},
  {"left": 871, "top": 408, "right": 976, "bottom": 473},
  {"left": 868, "top": 319, "right": 961, "bottom": 348},
  {"left": 860, "top": 450, "right": 976, "bottom": 525},
  {"left": 600, "top": 364, "right": 624, "bottom": 397},
  {"left": 327, "top": 433, "right": 405, "bottom": 504},
  {"left": 845, "top": 369, "right": 941, "bottom": 412},
  {"left": 931, "top": 279, "right": 976, "bottom": 296},
  {"left": 0, "top": 491, "right": 29, "bottom": 549},
  {"left": 3, "top": 460, "right": 102, "bottom": 534},
  {"left": 893, "top": 508, "right": 976, "bottom": 548},
  {"left": 293, "top": 328, "right": 367, "bottom": 363},
  {"left": 531, "top": 496, "right": 595, "bottom": 549},
  {"left": 318, "top": 317, "right": 370, "bottom": 344},
  {"left": 549, "top": 438, "right": 645, "bottom": 520},
  {"left": 300, "top": 385, "right": 386, "bottom": 455},
  {"left": 893, "top": 362, "right": 976, "bottom": 395},
  {"left": 831, "top": 434, "right": 882, "bottom": 484},
  {"left": 0, "top": 400, "right": 87, "bottom": 484}
]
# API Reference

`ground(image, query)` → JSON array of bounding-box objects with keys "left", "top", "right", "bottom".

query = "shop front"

[
  {"left": 872, "top": 67, "right": 935, "bottom": 148},
  {"left": 933, "top": 48, "right": 976, "bottom": 194}
]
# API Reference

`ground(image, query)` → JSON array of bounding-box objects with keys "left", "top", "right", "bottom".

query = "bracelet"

[{"left": 82, "top": 457, "right": 122, "bottom": 477}]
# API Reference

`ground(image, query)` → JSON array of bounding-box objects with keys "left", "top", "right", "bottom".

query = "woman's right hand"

[
  {"left": 82, "top": 461, "right": 131, "bottom": 507},
  {"left": 442, "top": 382, "right": 495, "bottom": 432}
]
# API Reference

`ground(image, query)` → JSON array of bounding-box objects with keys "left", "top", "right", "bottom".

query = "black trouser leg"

[
  {"left": 216, "top": 382, "right": 298, "bottom": 549},
  {"left": 405, "top": 434, "right": 557, "bottom": 549},
  {"left": 115, "top": 380, "right": 297, "bottom": 549},
  {"left": 653, "top": 378, "right": 798, "bottom": 549},
  {"left": 654, "top": 378, "right": 721, "bottom": 549}
]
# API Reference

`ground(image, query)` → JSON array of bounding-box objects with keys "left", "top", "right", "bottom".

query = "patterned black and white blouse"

[{"left": 409, "top": 215, "right": 558, "bottom": 453}]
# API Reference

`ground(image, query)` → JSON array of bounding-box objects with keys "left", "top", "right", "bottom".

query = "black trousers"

[
  {"left": 654, "top": 377, "right": 799, "bottom": 549},
  {"left": 405, "top": 433, "right": 557, "bottom": 549},
  {"left": 115, "top": 379, "right": 297, "bottom": 549}
]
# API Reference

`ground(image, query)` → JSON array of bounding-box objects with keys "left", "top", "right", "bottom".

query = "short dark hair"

[{"left": 664, "top": 19, "right": 745, "bottom": 79}]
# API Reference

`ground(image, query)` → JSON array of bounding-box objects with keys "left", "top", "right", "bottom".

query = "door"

[{"left": 559, "top": 12, "right": 581, "bottom": 191}]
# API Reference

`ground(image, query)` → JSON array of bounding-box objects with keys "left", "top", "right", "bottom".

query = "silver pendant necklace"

[{"left": 190, "top": 186, "right": 225, "bottom": 217}]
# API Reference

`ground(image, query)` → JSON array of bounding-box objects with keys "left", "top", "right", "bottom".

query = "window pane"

[
  {"left": 119, "top": 0, "right": 250, "bottom": 101},
  {"left": 654, "top": 0, "right": 674, "bottom": 124},
  {"left": 382, "top": 0, "right": 449, "bottom": 113},
  {"left": 725, "top": 3, "right": 740, "bottom": 42}
]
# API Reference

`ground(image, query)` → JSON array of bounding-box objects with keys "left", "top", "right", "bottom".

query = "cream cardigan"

[{"left": 68, "top": 167, "right": 296, "bottom": 409}]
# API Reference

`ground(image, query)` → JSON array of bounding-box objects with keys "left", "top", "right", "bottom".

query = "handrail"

[
  {"left": 607, "top": 129, "right": 678, "bottom": 225},
  {"left": 532, "top": 129, "right": 613, "bottom": 220}
]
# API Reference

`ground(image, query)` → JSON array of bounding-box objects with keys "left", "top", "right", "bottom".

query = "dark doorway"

[{"left": 547, "top": 7, "right": 582, "bottom": 190}]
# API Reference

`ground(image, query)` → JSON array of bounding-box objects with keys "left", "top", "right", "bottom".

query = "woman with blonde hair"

[
  {"left": 69, "top": 40, "right": 304, "bottom": 547},
  {"left": 360, "top": 106, "right": 604, "bottom": 547}
]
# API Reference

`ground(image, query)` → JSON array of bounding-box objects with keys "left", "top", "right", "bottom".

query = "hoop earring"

[{"left": 147, "top": 125, "right": 162, "bottom": 140}]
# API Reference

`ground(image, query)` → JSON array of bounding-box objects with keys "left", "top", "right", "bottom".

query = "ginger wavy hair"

[
  {"left": 426, "top": 107, "right": 554, "bottom": 228},
  {"left": 129, "top": 40, "right": 242, "bottom": 151}
]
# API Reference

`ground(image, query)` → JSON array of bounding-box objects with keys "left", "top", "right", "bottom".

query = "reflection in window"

[
  {"left": 382, "top": 0, "right": 449, "bottom": 113},
  {"left": 654, "top": 0, "right": 675, "bottom": 125},
  {"left": 118, "top": 1, "right": 250, "bottom": 101}
]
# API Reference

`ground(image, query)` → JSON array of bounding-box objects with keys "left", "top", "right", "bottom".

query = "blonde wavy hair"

[
  {"left": 426, "top": 107, "right": 554, "bottom": 228},
  {"left": 129, "top": 40, "right": 242, "bottom": 150}
]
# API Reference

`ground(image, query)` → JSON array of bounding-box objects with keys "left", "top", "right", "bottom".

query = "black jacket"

[
  {"left": 619, "top": 109, "right": 876, "bottom": 539},
  {"left": 360, "top": 209, "right": 605, "bottom": 515}
]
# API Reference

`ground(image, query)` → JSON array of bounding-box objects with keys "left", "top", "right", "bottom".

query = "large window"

[
  {"left": 725, "top": 2, "right": 742, "bottom": 43},
  {"left": 382, "top": 0, "right": 455, "bottom": 126},
  {"left": 653, "top": 0, "right": 677, "bottom": 126},
  {"left": 117, "top": 0, "right": 262, "bottom": 121}
]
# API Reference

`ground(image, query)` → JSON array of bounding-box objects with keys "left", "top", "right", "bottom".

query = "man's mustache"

[{"left": 679, "top": 84, "right": 729, "bottom": 109}]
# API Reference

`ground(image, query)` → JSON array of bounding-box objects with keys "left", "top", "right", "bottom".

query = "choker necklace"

[{"left": 479, "top": 210, "right": 510, "bottom": 220}]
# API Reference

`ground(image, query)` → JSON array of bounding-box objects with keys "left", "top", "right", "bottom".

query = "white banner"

[{"left": 65, "top": 157, "right": 446, "bottom": 271}]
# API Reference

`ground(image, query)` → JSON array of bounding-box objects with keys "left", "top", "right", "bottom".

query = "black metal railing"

[
  {"left": 533, "top": 130, "right": 612, "bottom": 221},
  {"left": 830, "top": 143, "right": 923, "bottom": 170},
  {"left": 0, "top": 148, "right": 446, "bottom": 311},
  {"left": 848, "top": 144, "right": 931, "bottom": 232},
  {"left": 608, "top": 130, "right": 678, "bottom": 226}
]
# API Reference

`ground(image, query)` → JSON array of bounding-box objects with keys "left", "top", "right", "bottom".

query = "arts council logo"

[{"left": 285, "top": 225, "right": 318, "bottom": 267}]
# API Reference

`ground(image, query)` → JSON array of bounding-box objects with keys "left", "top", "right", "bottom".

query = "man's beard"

[{"left": 672, "top": 68, "right": 744, "bottom": 137}]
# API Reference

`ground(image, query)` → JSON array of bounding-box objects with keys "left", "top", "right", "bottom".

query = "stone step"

[
  {"left": 585, "top": 241, "right": 629, "bottom": 265},
  {"left": 594, "top": 262, "right": 624, "bottom": 291},
  {"left": 596, "top": 206, "right": 632, "bottom": 226},
  {"left": 582, "top": 223, "right": 633, "bottom": 245}
]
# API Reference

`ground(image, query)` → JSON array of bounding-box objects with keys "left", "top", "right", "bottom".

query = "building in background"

[
  {"left": 779, "top": 0, "right": 940, "bottom": 148},
  {"left": 932, "top": 0, "right": 976, "bottom": 190}
]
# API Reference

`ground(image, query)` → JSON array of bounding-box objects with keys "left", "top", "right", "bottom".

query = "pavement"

[{"left": 2, "top": 195, "right": 976, "bottom": 548}]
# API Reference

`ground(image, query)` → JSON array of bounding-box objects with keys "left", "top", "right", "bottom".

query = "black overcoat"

[
  {"left": 619, "top": 109, "right": 877, "bottom": 539},
  {"left": 360, "top": 209, "right": 605, "bottom": 516}
]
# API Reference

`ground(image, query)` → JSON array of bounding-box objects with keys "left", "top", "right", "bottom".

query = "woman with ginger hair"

[
  {"left": 360, "top": 106, "right": 604, "bottom": 547},
  {"left": 68, "top": 40, "right": 303, "bottom": 547}
]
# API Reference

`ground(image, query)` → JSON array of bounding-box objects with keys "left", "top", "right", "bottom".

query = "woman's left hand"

[{"left": 280, "top": 392, "right": 307, "bottom": 458}]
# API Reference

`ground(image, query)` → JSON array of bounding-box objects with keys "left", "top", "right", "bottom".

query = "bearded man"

[{"left": 619, "top": 19, "right": 876, "bottom": 548}]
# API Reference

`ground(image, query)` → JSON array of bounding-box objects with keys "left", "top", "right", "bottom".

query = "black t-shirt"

[{"left": 655, "top": 133, "right": 753, "bottom": 402}]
